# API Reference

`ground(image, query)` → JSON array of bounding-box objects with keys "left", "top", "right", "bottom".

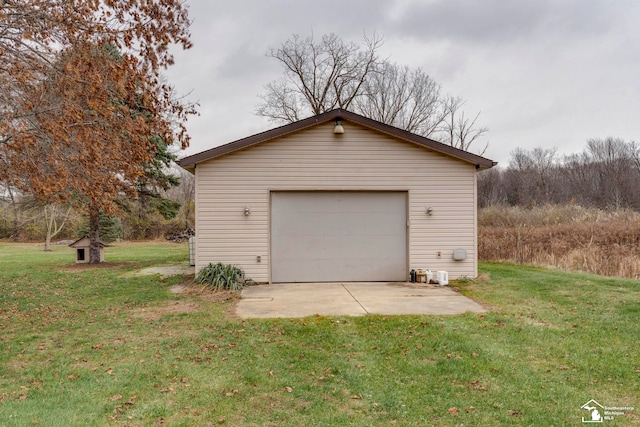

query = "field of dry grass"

[{"left": 479, "top": 205, "right": 640, "bottom": 279}]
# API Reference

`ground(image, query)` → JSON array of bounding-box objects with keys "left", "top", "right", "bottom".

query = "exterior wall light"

[
  {"left": 426, "top": 206, "right": 433, "bottom": 216},
  {"left": 244, "top": 206, "right": 251, "bottom": 216},
  {"left": 333, "top": 119, "right": 344, "bottom": 134}
]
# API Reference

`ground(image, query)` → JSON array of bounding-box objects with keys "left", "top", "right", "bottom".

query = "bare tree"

[
  {"left": 477, "top": 167, "right": 505, "bottom": 207},
  {"left": 257, "top": 32, "right": 382, "bottom": 121},
  {"left": 355, "top": 62, "right": 445, "bottom": 137},
  {"left": 438, "top": 96, "right": 489, "bottom": 154},
  {"left": 165, "top": 168, "right": 195, "bottom": 231},
  {"left": 257, "top": 32, "right": 489, "bottom": 155},
  {"left": 629, "top": 141, "right": 640, "bottom": 208},
  {"left": 494, "top": 139, "right": 640, "bottom": 209},
  {"left": 0, "top": 170, "right": 43, "bottom": 240},
  {"left": 503, "top": 147, "right": 535, "bottom": 206},
  {"left": 585, "top": 137, "right": 634, "bottom": 210},
  {"left": 630, "top": 141, "right": 640, "bottom": 174},
  {"left": 561, "top": 152, "right": 594, "bottom": 206},
  {"left": 530, "top": 147, "right": 558, "bottom": 203},
  {"left": 503, "top": 147, "right": 560, "bottom": 205},
  {"left": 0, "top": 183, "right": 40, "bottom": 240},
  {"left": 43, "top": 203, "right": 72, "bottom": 251}
]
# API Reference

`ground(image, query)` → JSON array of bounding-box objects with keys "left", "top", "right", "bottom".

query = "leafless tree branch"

[{"left": 257, "top": 32, "right": 489, "bottom": 155}]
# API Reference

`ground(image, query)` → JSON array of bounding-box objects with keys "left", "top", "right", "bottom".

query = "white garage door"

[{"left": 271, "top": 192, "right": 407, "bottom": 282}]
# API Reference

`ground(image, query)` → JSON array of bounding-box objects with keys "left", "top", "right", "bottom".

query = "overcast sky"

[{"left": 166, "top": 0, "right": 640, "bottom": 166}]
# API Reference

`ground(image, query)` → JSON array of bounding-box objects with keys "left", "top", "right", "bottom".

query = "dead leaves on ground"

[
  {"left": 223, "top": 388, "right": 239, "bottom": 397},
  {"left": 129, "top": 301, "right": 201, "bottom": 322},
  {"left": 448, "top": 406, "right": 477, "bottom": 415},
  {"left": 450, "top": 378, "right": 488, "bottom": 392},
  {"left": 467, "top": 380, "right": 487, "bottom": 391},
  {"left": 109, "top": 395, "right": 137, "bottom": 421}
]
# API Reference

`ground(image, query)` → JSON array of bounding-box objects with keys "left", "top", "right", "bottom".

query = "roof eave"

[
  {"left": 177, "top": 111, "right": 341, "bottom": 169},
  {"left": 177, "top": 109, "right": 496, "bottom": 170}
]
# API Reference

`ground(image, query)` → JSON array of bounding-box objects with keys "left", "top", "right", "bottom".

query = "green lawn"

[{"left": 0, "top": 242, "right": 638, "bottom": 426}]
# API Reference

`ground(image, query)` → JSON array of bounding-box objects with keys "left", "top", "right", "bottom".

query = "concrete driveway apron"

[{"left": 235, "top": 282, "right": 485, "bottom": 319}]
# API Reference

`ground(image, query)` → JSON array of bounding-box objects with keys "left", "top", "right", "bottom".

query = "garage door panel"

[
  {"left": 271, "top": 192, "right": 407, "bottom": 282},
  {"left": 273, "top": 235, "right": 404, "bottom": 257},
  {"left": 282, "top": 212, "right": 400, "bottom": 233}
]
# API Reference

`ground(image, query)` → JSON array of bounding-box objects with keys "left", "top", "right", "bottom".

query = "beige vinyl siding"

[{"left": 194, "top": 121, "right": 478, "bottom": 282}]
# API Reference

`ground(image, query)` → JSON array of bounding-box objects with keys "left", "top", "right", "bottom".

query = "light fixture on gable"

[{"left": 333, "top": 119, "right": 344, "bottom": 134}]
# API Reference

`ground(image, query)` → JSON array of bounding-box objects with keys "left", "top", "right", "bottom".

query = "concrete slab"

[
  {"left": 236, "top": 283, "right": 367, "bottom": 318},
  {"left": 236, "top": 282, "right": 485, "bottom": 319}
]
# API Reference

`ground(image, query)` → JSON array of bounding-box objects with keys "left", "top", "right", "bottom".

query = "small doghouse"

[{"left": 68, "top": 237, "right": 109, "bottom": 263}]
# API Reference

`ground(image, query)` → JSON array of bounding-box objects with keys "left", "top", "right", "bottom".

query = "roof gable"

[
  {"left": 177, "top": 109, "right": 496, "bottom": 171},
  {"left": 68, "top": 237, "right": 109, "bottom": 248}
]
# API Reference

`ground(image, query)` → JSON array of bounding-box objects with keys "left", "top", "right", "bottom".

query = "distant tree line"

[
  {"left": 0, "top": 169, "right": 194, "bottom": 244},
  {"left": 479, "top": 137, "right": 640, "bottom": 210}
]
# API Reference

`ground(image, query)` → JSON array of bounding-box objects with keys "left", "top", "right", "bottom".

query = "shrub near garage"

[{"left": 195, "top": 262, "right": 246, "bottom": 291}]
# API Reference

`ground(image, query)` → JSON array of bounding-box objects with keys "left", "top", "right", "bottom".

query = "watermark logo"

[
  {"left": 581, "top": 400, "right": 604, "bottom": 423},
  {"left": 581, "top": 399, "right": 635, "bottom": 423}
]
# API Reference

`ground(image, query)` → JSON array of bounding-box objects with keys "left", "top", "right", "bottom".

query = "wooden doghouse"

[{"left": 69, "top": 237, "right": 108, "bottom": 263}]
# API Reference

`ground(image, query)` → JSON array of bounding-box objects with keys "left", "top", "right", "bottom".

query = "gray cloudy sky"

[{"left": 167, "top": 0, "right": 639, "bottom": 166}]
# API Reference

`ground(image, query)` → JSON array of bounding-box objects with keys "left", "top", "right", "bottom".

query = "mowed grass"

[{"left": 1, "top": 243, "right": 639, "bottom": 426}]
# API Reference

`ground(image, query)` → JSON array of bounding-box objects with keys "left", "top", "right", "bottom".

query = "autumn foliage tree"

[{"left": 0, "top": 0, "right": 194, "bottom": 263}]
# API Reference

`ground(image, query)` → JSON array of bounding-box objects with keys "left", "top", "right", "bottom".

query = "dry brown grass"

[{"left": 479, "top": 205, "right": 640, "bottom": 279}]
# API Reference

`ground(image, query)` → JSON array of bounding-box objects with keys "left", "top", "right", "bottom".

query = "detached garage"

[
  {"left": 271, "top": 191, "right": 407, "bottom": 282},
  {"left": 178, "top": 109, "right": 495, "bottom": 283}
]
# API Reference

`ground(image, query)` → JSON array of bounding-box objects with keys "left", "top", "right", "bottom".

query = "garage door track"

[{"left": 236, "top": 282, "right": 485, "bottom": 318}]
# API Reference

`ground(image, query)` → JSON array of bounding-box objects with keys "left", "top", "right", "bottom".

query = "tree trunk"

[
  {"left": 44, "top": 204, "right": 72, "bottom": 252},
  {"left": 44, "top": 233, "right": 52, "bottom": 252},
  {"left": 44, "top": 204, "right": 54, "bottom": 251},
  {"left": 89, "top": 209, "right": 102, "bottom": 264},
  {"left": 10, "top": 191, "right": 20, "bottom": 242}
]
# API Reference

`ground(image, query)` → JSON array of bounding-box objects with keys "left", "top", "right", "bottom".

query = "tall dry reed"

[{"left": 479, "top": 205, "right": 640, "bottom": 279}]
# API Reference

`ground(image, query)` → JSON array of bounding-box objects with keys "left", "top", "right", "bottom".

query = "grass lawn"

[{"left": 0, "top": 242, "right": 638, "bottom": 426}]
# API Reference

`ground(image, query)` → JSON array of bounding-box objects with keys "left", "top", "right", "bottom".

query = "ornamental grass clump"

[{"left": 195, "top": 262, "right": 246, "bottom": 291}]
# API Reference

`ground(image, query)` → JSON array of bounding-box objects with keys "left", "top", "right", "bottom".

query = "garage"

[
  {"left": 178, "top": 109, "right": 495, "bottom": 282},
  {"left": 271, "top": 191, "right": 407, "bottom": 282}
]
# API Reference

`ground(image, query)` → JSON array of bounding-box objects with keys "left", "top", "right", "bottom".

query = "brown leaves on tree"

[
  {"left": 0, "top": 0, "right": 191, "bottom": 75},
  {"left": 1, "top": 0, "right": 196, "bottom": 262},
  {"left": 11, "top": 42, "right": 165, "bottom": 214}
]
